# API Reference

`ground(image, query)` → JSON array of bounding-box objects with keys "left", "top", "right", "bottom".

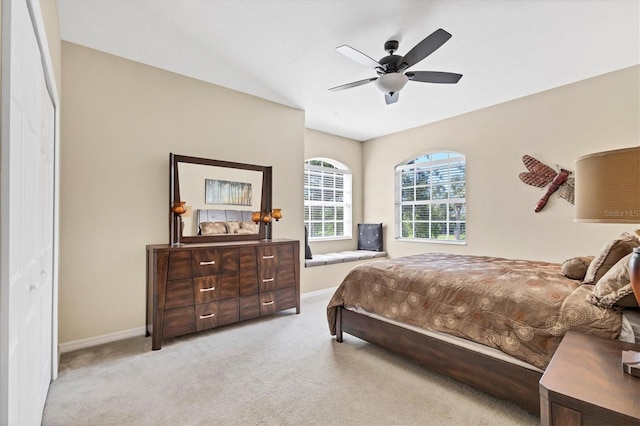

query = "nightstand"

[{"left": 540, "top": 331, "right": 640, "bottom": 425}]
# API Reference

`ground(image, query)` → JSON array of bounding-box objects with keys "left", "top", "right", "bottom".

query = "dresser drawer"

[
  {"left": 257, "top": 244, "right": 294, "bottom": 269},
  {"left": 240, "top": 269, "right": 258, "bottom": 296},
  {"left": 259, "top": 265, "right": 295, "bottom": 292},
  {"left": 195, "top": 302, "right": 218, "bottom": 331},
  {"left": 192, "top": 248, "right": 239, "bottom": 277},
  {"left": 195, "top": 299, "right": 240, "bottom": 331},
  {"left": 239, "top": 248, "right": 258, "bottom": 296},
  {"left": 167, "top": 251, "right": 192, "bottom": 280},
  {"left": 163, "top": 306, "right": 196, "bottom": 338},
  {"left": 259, "top": 288, "right": 298, "bottom": 316},
  {"left": 275, "top": 287, "right": 297, "bottom": 311},
  {"left": 193, "top": 276, "right": 218, "bottom": 304},
  {"left": 165, "top": 278, "right": 195, "bottom": 309},
  {"left": 218, "top": 299, "right": 240, "bottom": 326},
  {"left": 240, "top": 295, "right": 260, "bottom": 321},
  {"left": 218, "top": 274, "right": 240, "bottom": 300}
]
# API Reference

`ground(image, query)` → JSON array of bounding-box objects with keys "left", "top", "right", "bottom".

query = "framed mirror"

[{"left": 170, "top": 153, "right": 272, "bottom": 244}]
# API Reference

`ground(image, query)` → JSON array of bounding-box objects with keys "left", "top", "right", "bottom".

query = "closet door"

[{"left": 0, "top": 1, "right": 56, "bottom": 424}]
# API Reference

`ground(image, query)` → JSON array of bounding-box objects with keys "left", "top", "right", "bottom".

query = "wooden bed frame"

[{"left": 335, "top": 306, "right": 543, "bottom": 415}]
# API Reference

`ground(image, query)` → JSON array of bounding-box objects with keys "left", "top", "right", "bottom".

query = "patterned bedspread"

[{"left": 327, "top": 253, "right": 622, "bottom": 369}]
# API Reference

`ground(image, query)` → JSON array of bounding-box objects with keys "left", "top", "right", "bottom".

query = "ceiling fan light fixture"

[{"left": 375, "top": 73, "right": 408, "bottom": 94}]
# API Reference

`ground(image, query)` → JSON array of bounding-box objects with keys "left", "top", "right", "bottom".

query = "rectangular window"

[{"left": 395, "top": 152, "right": 466, "bottom": 243}]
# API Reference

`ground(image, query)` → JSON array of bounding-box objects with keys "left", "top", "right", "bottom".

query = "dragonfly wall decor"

[{"left": 519, "top": 155, "right": 575, "bottom": 212}]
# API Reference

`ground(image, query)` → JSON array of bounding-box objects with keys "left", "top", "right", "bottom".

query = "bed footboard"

[{"left": 337, "top": 306, "right": 542, "bottom": 415}]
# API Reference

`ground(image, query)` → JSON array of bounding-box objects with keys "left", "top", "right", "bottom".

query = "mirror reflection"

[
  {"left": 170, "top": 154, "right": 271, "bottom": 244},
  {"left": 178, "top": 163, "right": 263, "bottom": 237}
]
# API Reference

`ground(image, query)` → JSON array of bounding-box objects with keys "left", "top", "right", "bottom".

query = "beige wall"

[
  {"left": 363, "top": 65, "right": 640, "bottom": 262},
  {"left": 60, "top": 42, "right": 305, "bottom": 343}
]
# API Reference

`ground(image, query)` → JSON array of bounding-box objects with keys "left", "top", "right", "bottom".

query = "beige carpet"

[{"left": 43, "top": 288, "right": 538, "bottom": 425}]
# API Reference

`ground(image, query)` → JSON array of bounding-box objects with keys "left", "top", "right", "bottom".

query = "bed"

[{"left": 327, "top": 236, "right": 640, "bottom": 414}]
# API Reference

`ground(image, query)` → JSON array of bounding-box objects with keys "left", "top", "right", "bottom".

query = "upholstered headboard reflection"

[{"left": 196, "top": 209, "right": 257, "bottom": 235}]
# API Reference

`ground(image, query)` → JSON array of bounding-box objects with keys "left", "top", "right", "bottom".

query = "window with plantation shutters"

[
  {"left": 304, "top": 158, "right": 352, "bottom": 240},
  {"left": 395, "top": 151, "right": 466, "bottom": 243}
]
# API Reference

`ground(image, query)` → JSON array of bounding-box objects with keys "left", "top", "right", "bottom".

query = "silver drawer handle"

[
  {"left": 262, "top": 255, "right": 274, "bottom": 259},
  {"left": 262, "top": 278, "right": 274, "bottom": 282},
  {"left": 200, "top": 286, "right": 216, "bottom": 292},
  {"left": 199, "top": 313, "right": 215, "bottom": 319},
  {"left": 262, "top": 301, "right": 274, "bottom": 306},
  {"left": 199, "top": 260, "right": 216, "bottom": 265}
]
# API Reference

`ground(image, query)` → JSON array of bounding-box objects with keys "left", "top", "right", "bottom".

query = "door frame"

[{"left": 0, "top": 0, "right": 60, "bottom": 421}]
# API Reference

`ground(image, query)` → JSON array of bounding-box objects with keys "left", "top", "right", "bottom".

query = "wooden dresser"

[{"left": 146, "top": 239, "right": 300, "bottom": 350}]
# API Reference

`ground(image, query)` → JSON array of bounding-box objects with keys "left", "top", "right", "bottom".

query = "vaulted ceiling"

[{"left": 57, "top": 0, "right": 639, "bottom": 141}]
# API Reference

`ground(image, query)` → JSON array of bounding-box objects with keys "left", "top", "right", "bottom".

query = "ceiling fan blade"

[
  {"left": 329, "top": 77, "right": 378, "bottom": 92},
  {"left": 398, "top": 29, "right": 452, "bottom": 71},
  {"left": 385, "top": 92, "right": 399, "bottom": 105},
  {"left": 336, "top": 45, "right": 383, "bottom": 70},
  {"left": 406, "top": 71, "right": 462, "bottom": 84}
]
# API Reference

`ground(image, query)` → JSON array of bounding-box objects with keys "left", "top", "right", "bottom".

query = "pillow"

[
  {"left": 200, "top": 221, "right": 228, "bottom": 235},
  {"left": 561, "top": 256, "right": 594, "bottom": 280},
  {"left": 587, "top": 253, "right": 637, "bottom": 309},
  {"left": 357, "top": 223, "right": 383, "bottom": 251},
  {"left": 234, "top": 222, "right": 258, "bottom": 235},
  {"left": 582, "top": 232, "right": 640, "bottom": 285},
  {"left": 304, "top": 226, "right": 312, "bottom": 260},
  {"left": 226, "top": 221, "right": 241, "bottom": 234},
  {"left": 239, "top": 221, "right": 258, "bottom": 233}
]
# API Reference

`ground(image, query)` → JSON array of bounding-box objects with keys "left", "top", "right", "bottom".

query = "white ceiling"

[{"left": 56, "top": 0, "right": 639, "bottom": 141}]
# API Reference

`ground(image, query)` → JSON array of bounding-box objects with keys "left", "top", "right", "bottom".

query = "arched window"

[
  {"left": 395, "top": 151, "right": 466, "bottom": 242},
  {"left": 304, "top": 158, "right": 352, "bottom": 240}
]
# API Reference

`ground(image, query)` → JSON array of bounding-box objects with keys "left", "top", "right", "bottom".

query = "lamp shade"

[
  {"left": 375, "top": 73, "right": 408, "bottom": 94},
  {"left": 574, "top": 146, "right": 640, "bottom": 223}
]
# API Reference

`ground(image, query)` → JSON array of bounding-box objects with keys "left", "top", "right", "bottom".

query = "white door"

[{"left": 1, "top": 0, "right": 57, "bottom": 424}]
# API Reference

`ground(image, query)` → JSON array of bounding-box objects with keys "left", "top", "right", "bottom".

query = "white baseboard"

[
  {"left": 301, "top": 286, "right": 337, "bottom": 298},
  {"left": 58, "top": 326, "right": 147, "bottom": 353}
]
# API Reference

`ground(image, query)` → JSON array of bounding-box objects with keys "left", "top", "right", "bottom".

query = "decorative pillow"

[
  {"left": 358, "top": 223, "right": 383, "bottom": 251},
  {"left": 226, "top": 221, "right": 241, "bottom": 234},
  {"left": 200, "top": 221, "right": 228, "bottom": 235},
  {"left": 561, "top": 256, "right": 594, "bottom": 280},
  {"left": 304, "top": 226, "right": 312, "bottom": 260},
  {"left": 587, "top": 253, "right": 637, "bottom": 309},
  {"left": 582, "top": 232, "right": 640, "bottom": 285},
  {"left": 239, "top": 221, "right": 258, "bottom": 233},
  {"left": 234, "top": 223, "right": 257, "bottom": 235}
]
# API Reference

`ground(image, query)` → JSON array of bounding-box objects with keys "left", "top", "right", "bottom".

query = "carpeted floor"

[{"left": 42, "top": 288, "right": 538, "bottom": 425}]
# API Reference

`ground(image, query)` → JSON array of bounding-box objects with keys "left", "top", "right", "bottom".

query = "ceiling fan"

[{"left": 329, "top": 28, "right": 462, "bottom": 105}]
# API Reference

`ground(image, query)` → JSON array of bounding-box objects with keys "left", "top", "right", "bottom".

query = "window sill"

[
  {"left": 304, "top": 250, "right": 387, "bottom": 267},
  {"left": 396, "top": 238, "right": 467, "bottom": 245},
  {"left": 308, "top": 236, "right": 353, "bottom": 243}
]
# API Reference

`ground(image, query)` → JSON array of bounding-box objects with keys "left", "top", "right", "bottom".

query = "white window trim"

[{"left": 394, "top": 151, "right": 466, "bottom": 244}]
